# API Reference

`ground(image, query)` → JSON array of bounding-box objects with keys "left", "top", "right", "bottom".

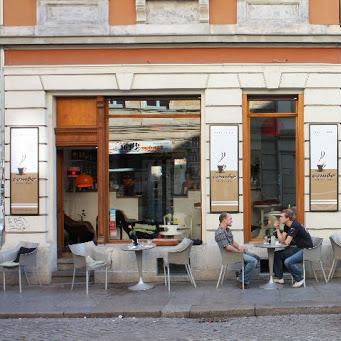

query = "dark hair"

[
  {"left": 219, "top": 212, "right": 229, "bottom": 223},
  {"left": 281, "top": 209, "right": 295, "bottom": 221}
]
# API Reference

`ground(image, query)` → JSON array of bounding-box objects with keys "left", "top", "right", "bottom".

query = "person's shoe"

[
  {"left": 292, "top": 279, "right": 305, "bottom": 288},
  {"left": 273, "top": 278, "right": 285, "bottom": 284},
  {"left": 239, "top": 282, "right": 249, "bottom": 289}
]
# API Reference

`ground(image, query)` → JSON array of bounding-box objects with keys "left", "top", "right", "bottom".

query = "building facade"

[{"left": 1, "top": 0, "right": 341, "bottom": 283}]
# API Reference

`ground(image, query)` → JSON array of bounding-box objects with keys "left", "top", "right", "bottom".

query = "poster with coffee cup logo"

[
  {"left": 310, "top": 124, "right": 338, "bottom": 211},
  {"left": 210, "top": 125, "right": 239, "bottom": 212},
  {"left": 10, "top": 128, "right": 39, "bottom": 215}
]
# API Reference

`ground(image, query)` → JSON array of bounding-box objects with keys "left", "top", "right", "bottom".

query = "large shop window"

[{"left": 107, "top": 97, "right": 201, "bottom": 242}]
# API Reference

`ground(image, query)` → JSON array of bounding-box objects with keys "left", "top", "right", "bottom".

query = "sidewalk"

[{"left": 0, "top": 279, "right": 341, "bottom": 319}]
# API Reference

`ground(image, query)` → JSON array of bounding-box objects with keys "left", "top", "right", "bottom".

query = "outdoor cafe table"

[
  {"left": 122, "top": 243, "right": 156, "bottom": 291},
  {"left": 254, "top": 242, "right": 287, "bottom": 289}
]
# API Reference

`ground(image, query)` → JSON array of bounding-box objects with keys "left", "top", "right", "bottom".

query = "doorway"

[
  {"left": 243, "top": 95, "right": 304, "bottom": 242},
  {"left": 57, "top": 147, "right": 98, "bottom": 256}
]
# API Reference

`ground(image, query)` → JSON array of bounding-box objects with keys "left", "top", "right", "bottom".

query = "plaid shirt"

[{"left": 215, "top": 226, "right": 234, "bottom": 249}]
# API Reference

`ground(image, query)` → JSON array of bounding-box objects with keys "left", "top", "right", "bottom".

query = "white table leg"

[
  {"left": 260, "top": 248, "right": 279, "bottom": 290},
  {"left": 128, "top": 250, "right": 154, "bottom": 291}
]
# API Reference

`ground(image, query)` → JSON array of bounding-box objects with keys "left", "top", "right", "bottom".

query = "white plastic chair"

[
  {"left": 328, "top": 233, "right": 341, "bottom": 282},
  {"left": 216, "top": 247, "right": 245, "bottom": 290},
  {"left": 162, "top": 238, "right": 196, "bottom": 291},
  {"left": 69, "top": 241, "right": 111, "bottom": 295},
  {"left": 303, "top": 237, "right": 327, "bottom": 287},
  {"left": 174, "top": 213, "right": 193, "bottom": 238},
  {"left": 0, "top": 242, "right": 40, "bottom": 293}
]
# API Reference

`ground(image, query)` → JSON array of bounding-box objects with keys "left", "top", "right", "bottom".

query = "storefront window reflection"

[{"left": 108, "top": 98, "right": 201, "bottom": 241}]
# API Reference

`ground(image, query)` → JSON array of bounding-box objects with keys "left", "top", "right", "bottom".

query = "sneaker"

[
  {"left": 292, "top": 279, "right": 305, "bottom": 288},
  {"left": 273, "top": 278, "right": 285, "bottom": 284}
]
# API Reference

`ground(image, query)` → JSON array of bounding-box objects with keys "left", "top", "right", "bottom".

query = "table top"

[
  {"left": 254, "top": 242, "right": 287, "bottom": 249},
  {"left": 121, "top": 243, "right": 156, "bottom": 252}
]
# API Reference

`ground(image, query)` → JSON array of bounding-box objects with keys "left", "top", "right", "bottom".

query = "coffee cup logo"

[
  {"left": 217, "top": 152, "right": 227, "bottom": 173},
  {"left": 17, "top": 153, "right": 27, "bottom": 175},
  {"left": 317, "top": 150, "right": 326, "bottom": 172}
]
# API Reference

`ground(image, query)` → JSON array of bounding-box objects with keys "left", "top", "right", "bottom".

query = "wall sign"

[
  {"left": 10, "top": 128, "right": 39, "bottom": 215},
  {"left": 310, "top": 124, "right": 338, "bottom": 211},
  {"left": 210, "top": 125, "right": 239, "bottom": 213},
  {"left": 109, "top": 140, "right": 172, "bottom": 154}
]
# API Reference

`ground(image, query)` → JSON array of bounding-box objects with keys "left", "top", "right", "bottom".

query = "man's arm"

[
  {"left": 225, "top": 244, "right": 243, "bottom": 253},
  {"left": 232, "top": 241, "right": 245, "bottom": 252},
  {"left": 283, "top": 235, "right": 293, "bottom": 246}
]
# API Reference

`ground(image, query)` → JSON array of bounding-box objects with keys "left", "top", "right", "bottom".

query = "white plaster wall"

[{"left": 3, "top": 64, "right": 341, "bottom": 282}]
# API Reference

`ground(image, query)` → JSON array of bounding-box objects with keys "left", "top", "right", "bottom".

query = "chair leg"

[
  {"left": 105, "top": 266, "right": 108, "bottom": 290},
  {"left": 86, "top": 270, "right": 89, "bottom": 295},
  {"left": 167, "top": 266, "right": 170, "bottom": 292},
  {"left": 242, "top": 264, "right": 244, "bottom": 291},
  {"left": 2, "top": 271, "right": 5, "bottom": 292},
  {"left": 311, "top": 262, "right": 318, "bottom": 283},
  {"left": 163, "top": 264, "right": 167, "bottom": 288},
  {"left": 320, "top": 261, "right": 327, "bottom": 284},
  {"left": 185, "top": 264, "right": 193, "bottom": 285},
  {"left": 328, "top": 259, "right": 337, "bottom": 282},
  {"left": 216, "top": 265, "right": 224, "bottom": 289},
  {"left": 24, "top": 268, "right": 30, "bottom": 286},
  {"left": 71, "top": 266, "right": 76, "bottom": 290},
  {"left": 187, "top": 264, "right": 196, "bottom": 288},
  {"left": 221, "top": 265, "right": 227, "bottom": 287},
  {"left": 18, "top": 266, "right": 22, "bottom": 293},
  {"left": 303, "top": 261, "right": 306, "bottom": 288}
]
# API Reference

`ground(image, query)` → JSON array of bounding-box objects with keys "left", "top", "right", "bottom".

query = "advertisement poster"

[
  {"left": 109, "top": 208, "right": 117, "bottom": 238},
  {"left": 10, "top": 128, "right": 39, "bottom": 215},
  {"left": 210, "top": 125, "right": 239, "bottom": 212},
  {"left": 310, "top": 124, "right": 338, "bottom": 211}
]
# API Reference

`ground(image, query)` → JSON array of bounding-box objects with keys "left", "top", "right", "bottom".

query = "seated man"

[
  {"left": 215, "top": 212, "right": 259, "bottom": 289},
  {"left": 273, "top": 209, "right": 313, "bottom": 288}
]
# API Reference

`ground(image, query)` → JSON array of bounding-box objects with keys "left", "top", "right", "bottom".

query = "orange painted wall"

[
  {"left": 5, "top": 48, "right": 341, "bottom": 66},
  {"left": 310, "top": 0, "right": 339, "bottom": 25},
  {"left": 3, "top": 0, "right": 37, "bottom": 26},
  {"left": 210, "top": 0, "right": 237, "bottom": 24},
  {"left": 109, "top": 0, "right": 136, "bottom": 25}
]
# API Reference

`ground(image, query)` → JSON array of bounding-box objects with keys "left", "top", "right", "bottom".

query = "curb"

[{"left": 0, "top": 305, "right": 341, "bottom": 319}]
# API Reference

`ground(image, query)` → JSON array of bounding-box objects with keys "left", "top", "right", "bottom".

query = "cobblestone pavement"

[{"left": 0, "top": 314, "right": 340, "bottom": 341}]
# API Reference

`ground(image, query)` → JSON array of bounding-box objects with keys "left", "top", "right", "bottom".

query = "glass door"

[{"left": 243, "top": 95, "right": 304, "bottom": 242}]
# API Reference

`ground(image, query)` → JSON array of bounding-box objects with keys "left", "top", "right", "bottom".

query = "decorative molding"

[
  {"left": 136, "top": 0, "right": 146, "bottom": 23},
  {"left": 37, "top": 0, "right": 109, "bottom": 36},
  {"left": 199, "top": 0, "right": 209, "bottom": 23},
  {"left": 116, "top": 73, "right": 134, "bottom": 90},
  {"left": 237, "top": 0, "right": 309, "bottom": 25}
]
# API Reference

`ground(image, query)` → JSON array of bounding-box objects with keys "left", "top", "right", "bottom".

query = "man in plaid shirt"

[{"left": 215, "top": 212, "right": 259, "bottom": 289}]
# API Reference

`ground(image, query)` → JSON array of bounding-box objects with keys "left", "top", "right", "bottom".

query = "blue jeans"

[
  {"left": 284, "top": 249, "right": 304, "bottom": 282},
  {"left": 240, "top": 252, "right": 259, "bottom": 285}
]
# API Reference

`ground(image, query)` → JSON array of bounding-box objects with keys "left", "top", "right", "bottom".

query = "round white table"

[
  {"left": 254, "top": 242, "right": 287, "bottom": 289},
  {"left": 159, "top": 224, "right": 184, "bottom": 239},
  {"left": 122, "top": 243, "right": 155, "bottom": 291}
]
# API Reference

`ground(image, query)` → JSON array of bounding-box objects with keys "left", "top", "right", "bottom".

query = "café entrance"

[{"left": 243, "top": 95, "right": 305, "bottom": 242}]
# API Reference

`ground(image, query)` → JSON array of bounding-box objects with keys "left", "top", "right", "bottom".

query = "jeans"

[
  {"left": 241, "top": 252, "right": 259, "bottom": 285},
  {"left": 284, "top": 249, "right": 304, "bottom": 282},
  {"left": 273, "top": 246, "right": 303, "bottom": 282}
]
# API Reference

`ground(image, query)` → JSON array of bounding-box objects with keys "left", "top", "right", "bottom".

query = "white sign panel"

[{"left": 109, "top": 140, "right": 172, "bottom": 154}]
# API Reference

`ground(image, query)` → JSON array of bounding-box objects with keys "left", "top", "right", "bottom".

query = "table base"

[
  {"left": 128, "top": 279, "right": 154, "bottom": 291},
  {"left": 260, "top": 281, "right": 279, "bottom": 290}
]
